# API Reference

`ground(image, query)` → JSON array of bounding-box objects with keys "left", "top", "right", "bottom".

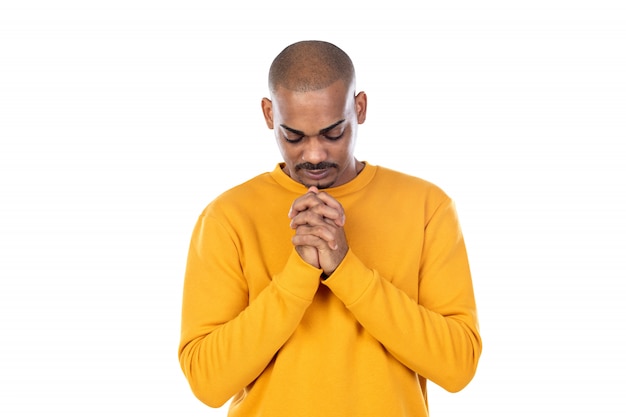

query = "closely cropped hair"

[{"left": 268, "top": 40, "right": 355, "bottom": 94}]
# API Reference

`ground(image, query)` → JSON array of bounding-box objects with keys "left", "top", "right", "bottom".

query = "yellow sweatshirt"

[{"left": 179, "top": 163, "right": 481, "bottom": 417}]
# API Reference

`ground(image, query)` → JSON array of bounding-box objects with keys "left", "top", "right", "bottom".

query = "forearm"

[
  {"left": 323, "top": 250, "right": 481, "bottom": 392},
  {"left": 179, "top": 249, "right": 320, "bottom": 407}
]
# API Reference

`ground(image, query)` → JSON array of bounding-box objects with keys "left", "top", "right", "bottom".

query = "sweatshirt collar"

[{"left": 270, "top": 161, "right": 376, "bottom": 197}]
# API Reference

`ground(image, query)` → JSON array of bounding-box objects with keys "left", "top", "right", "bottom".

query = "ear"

[
  {"left": 261, "top": 98, "right": 274, "bottom": 129},
  {"left": 355, "top": 92, "right": 367, "bottom": 124}
]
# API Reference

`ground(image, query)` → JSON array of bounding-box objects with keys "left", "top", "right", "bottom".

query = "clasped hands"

[{"left": 288, "top": 186, "right": 348, "bottom": 278}]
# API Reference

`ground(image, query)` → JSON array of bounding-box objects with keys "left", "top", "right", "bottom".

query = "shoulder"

[
  {"left": 200, "top": 171, "right": 275, "bottom": 218},
  {"left": 372, "top": 165, "right": 450, "bottom": 200},
  {"left": 367, "top": 165, "right": 455, "bottom": 221}
]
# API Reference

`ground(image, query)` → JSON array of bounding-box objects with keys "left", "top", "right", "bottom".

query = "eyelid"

[
  {"left": 283, "top": 129, "right": 344, "bottom": 143},
  {"left": 281, "top": 127, "right": 303, "bottom": 143},
  {"left": 283, "top": 134, "right": 303, "bottom": 143},
  {"left": 323, "top": 131, "right": 344, "bottom": 141}
]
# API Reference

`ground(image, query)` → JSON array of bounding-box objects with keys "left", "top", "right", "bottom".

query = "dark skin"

[
  {"left": 261, "top": 79, "right": 367, "bottom": 276},
  {"left": 288, "top": 186, "right": 347, "bottom": 275}
]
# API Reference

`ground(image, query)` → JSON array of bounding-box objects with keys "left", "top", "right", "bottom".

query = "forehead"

[{"left": 272, "top": 80, "right": 352, "bottom": 126}]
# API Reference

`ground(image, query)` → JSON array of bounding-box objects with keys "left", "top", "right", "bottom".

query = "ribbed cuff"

[
  {"left": 273, "top": 249, "right": 322, "bottom": 301},
  {"left": 321, "top": 249, "right": 375, "bottom": 307}
]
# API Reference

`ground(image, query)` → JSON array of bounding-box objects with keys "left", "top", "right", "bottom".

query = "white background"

[{"left": 1, "top": 1, "right": 625, "bottom": 415}]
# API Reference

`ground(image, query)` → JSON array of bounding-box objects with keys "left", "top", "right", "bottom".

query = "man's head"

[{"left": 262, "top": 40, "right": 367, "bottom": 189}]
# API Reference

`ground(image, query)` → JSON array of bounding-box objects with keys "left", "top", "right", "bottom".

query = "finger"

[
  {"left": 293, "top": 224, "right": 339, "bottom": 250},
  {"left": 289, "top": 194, "right": 343, "bottom": 226},
  {"left": 293, "top": 233, "right": 338, "bottom": 251},
  {"left": 288, "top": 189, "right": 320, "bottom": 219},
  {"left": 314, "top": 191, "right": 345, "bottom": 226},
  {"left": 290, "top": 207, "right": 340, "bottom": 230}
]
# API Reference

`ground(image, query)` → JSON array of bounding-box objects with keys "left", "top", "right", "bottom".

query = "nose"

[{"left": 302, "top": 136, "right": 327, "bottom": 165}]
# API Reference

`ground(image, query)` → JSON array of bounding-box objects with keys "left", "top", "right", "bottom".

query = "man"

[{"left": 178, "top": 40, "right": 481, "bottom": 416}]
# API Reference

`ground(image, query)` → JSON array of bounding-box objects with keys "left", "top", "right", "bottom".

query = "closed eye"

[
  {"left": 284, "top": 135, "right": 303, "bottom": 144},
  {"left": 323, "top": 131, "right": 344, "bottom": 141},
  {"left": 280, "top": 120, "right": 345, "bottom": 144}
]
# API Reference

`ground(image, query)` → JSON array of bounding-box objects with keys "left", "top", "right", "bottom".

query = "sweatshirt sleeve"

[
  {"left": 322, "top": 198, "right": 481, "bottom": 392},
  {"left": 178, "top": 213, "right": 321, "bottom": 407}
]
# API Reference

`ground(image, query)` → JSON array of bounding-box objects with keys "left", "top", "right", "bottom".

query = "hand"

[{"left": 288, "top": 187, "right": 348, "bottom": 276}]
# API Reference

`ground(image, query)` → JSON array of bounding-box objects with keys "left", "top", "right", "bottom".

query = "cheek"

[
  {"left": 274, "top": 135, "right": 288, "bottom": 155},
  {"left": 333, "top": 138, "right": 355, "bottom": 160},
  {"left": 276, "top": 141, "right": 298, "bottom": 163}
]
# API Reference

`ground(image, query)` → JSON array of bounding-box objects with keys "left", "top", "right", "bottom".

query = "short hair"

[{"left": 268, "top": 40, "right": 355, "bottom": 94}]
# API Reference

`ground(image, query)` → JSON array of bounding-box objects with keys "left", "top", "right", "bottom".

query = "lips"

[
  {"left": 295, "top": 162, "right": 338, "bottom": 186},
  {"left": 303, "top": 169, "right": 330, "bottom": 180}
]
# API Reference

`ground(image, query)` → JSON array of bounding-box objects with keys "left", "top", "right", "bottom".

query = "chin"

[
  {"left": 296, "top": 173, "right": 337, "bottom": 190},
  {"left": 307, "top": 180, "right": 335, "bottom": 190},
  {"left": 315, "top": 182, "right": 334, "bottom": 190}
]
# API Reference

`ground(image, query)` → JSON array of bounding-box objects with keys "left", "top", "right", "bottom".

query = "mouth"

[
  {"left": 302, "top": 168, "right": 331, "bottom": 181},
  {"left": 294, "top": 162, "right": 338, "bottom": 187}
]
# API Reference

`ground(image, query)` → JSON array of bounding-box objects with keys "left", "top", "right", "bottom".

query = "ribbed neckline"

[{"left": 269, "top": 162, "right": 377, "bottom": 197}]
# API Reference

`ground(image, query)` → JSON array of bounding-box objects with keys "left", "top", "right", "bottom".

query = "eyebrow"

[{"left": 280, "top": 119, "right": 346, "bottom": 137}]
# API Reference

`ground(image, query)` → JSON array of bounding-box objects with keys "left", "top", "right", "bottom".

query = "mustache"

[{"left": 296, "top": 162, "right": 338, "bottom": 171}]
